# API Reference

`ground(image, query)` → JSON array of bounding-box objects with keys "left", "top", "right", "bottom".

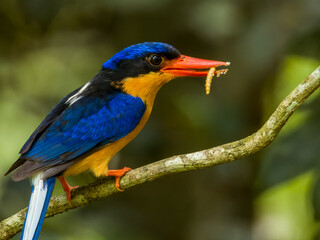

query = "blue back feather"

[{"left": 19, "top": 89, "right": 80, "bottom": 155}]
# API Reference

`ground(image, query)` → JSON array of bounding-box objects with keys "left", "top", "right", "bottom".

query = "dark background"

[{"left": 0, "top": 0, "right": 320, "bottom": 239}]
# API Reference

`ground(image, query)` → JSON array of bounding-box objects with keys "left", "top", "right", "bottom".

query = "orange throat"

[{"left": 121, "top": 71, "right": 175, "bottom": 103}]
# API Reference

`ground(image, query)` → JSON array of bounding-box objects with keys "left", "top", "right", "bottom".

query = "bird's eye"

[{"left": 147, "top": 54, "right": 164, "bottom": 67}]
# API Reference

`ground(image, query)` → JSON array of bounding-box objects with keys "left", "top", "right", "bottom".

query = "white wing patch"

[{"left": 66, "top": 82, "right": 91, "bottom": 106}]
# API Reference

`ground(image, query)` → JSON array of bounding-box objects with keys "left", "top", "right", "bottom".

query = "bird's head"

[{"left": 101, "top": 42, "right": 229, "bottom": 103}]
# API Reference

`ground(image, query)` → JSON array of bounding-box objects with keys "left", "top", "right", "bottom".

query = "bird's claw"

[
  {"left": 58, "top": 176, "right": 79, "bottom": 206},
  {"left": 107, "top": 167, "right": 132, "bottom": 191}
]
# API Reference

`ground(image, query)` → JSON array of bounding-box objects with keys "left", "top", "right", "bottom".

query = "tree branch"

[{"left": 1, "top": 67, "right": 319, "bottom": 240}]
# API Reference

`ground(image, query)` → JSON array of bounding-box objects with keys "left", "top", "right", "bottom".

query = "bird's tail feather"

[{"left": 20, "top": 174, "right": 56, "bottom": 240}]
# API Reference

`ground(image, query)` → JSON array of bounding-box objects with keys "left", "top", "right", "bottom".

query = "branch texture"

[{"left": 1, "top": 66, "right": 319, "bottom": 240}]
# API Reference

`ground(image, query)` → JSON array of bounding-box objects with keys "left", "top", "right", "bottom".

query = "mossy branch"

[{"left": 1, "top": 66, "right": 319, "bottom": 240}]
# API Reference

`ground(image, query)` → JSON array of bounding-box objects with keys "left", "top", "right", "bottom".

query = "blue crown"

[{"left": 102, "top": 42, "right": 179, "bottom": 70}]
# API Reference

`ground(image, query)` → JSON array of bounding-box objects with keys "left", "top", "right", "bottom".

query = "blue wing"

[
  {"left": 19, "top": 88, "right": 81, "bottom": 155},
  {"left": 14, "top": 92, "right": 145, "bottom": 178}
]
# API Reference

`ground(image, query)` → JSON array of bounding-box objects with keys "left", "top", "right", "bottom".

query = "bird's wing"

[
  {"left": 11, "top": 92, "right": 146, "bottom": 179},
  {"left": 19, "top": 88, "right": 81, "bottom": 154}
]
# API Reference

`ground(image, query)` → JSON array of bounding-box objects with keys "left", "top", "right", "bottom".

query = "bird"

[{"left": 5, "top": 42, "right": 229, "bottom": 240}]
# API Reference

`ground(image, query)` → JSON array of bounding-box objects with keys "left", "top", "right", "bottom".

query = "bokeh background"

[{"left": 0, "top": 0, "right": 320, "bottom": 239}]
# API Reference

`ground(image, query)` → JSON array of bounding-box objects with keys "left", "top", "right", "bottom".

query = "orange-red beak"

[{"left": 161, "top": 55, "right": 230, "bottom": 77}]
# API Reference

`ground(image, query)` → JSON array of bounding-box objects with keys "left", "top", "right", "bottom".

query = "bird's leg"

[
  {"left": 107, "top": 167, "right": 132, "bottom": 192},
  {"left": 58, "top": 176, "right": 79, "bottom": 206}
]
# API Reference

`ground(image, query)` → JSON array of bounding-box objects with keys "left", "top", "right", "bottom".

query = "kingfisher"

[{"left": 5, "top": 42, "right": 229, "bottom": 240}]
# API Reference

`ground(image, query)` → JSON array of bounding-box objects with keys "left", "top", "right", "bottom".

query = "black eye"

[{"left": 147, "top": 54, "right": 164, "bottom": 67}]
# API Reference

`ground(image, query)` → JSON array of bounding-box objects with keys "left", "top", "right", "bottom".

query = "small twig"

[{"left": 1, "top": 66, "right": 319, "bottom": 240}]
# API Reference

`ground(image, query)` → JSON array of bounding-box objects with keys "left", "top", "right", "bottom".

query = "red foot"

[
  {"left": 107, "top": 167, "right": 132, "bottom": 192},
  {"left": 58, "top": 176, "right": 79, "bottom": 206}
]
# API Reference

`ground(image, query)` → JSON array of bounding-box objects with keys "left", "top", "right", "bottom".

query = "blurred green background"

[{"left": 0, "top": 0, "right": 320, "bottom": 239}]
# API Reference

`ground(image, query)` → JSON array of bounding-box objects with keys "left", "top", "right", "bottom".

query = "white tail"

[{"left": 21, "top": 174, "right": 56, "bottom": 240}]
